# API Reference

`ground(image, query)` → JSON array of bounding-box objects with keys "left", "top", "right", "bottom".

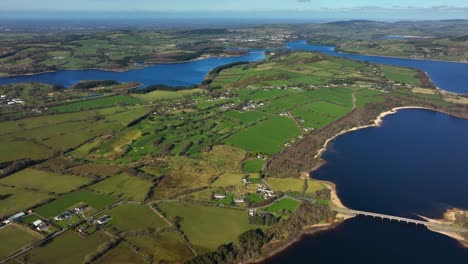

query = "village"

[
  {"left": 0, "top": 203, "right": 113, "bottom": 241},
  {"left": 0, "top": 94, "right": 24, "bottom": 106},
  {"left": 215, "top": 32, "right": 298, "bottom": 46},
  {"left": 212, "top": 177, "right": 277, "bottom": 207}
]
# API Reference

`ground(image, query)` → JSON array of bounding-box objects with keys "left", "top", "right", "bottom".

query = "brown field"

[{"left": 94, "top": 243, "right": 146, "bottom": 264}]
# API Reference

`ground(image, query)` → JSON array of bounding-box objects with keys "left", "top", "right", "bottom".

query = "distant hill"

[
  {"left": 180, "top": 29, "right": 230, "bottom": 35},
  {"left": 325, "top": 20, "right": 388, "bottom": 27},
  {"left": 450, "top": 34, "right": 468, "bottom": 41}
]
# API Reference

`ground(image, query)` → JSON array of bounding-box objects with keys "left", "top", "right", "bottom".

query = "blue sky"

[
  {"left": 2, "top": 0, "right": 468, "bottom": 11},
  {"left": 2, "top": 0, "right": 468, "bottom": 20}
]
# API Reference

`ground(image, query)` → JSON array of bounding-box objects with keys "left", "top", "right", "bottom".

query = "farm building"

[
  {"left": 54, "top": 211, "right": 73, "bottom": 221},
  {"left": 74, "top": 204, "right": 88, "bottom": 213},
  {"left": 213, "top": 194, "right": 226, "bottom": 199},
  {"left": 33, "top": 220, "right": 49, "bottom": 231},
  {"left": 97, "top": 215, "right": 111, "bottom": 225},
  {"left": 234, "top": 198, "right": 245, "bottom": 203},
  {"left": 8, "top": 212, "right": 26, "bottom": 221}
]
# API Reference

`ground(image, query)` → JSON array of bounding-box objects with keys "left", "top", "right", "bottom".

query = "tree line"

[{"left": 188, "top": 202, "right": 336, "bottom": 264}]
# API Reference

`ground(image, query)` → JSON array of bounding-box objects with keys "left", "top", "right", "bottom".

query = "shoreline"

[
  {"left": 314, "top": 106, "right": 437, "bottom": 160},
  {"left": 247, "top": 180, "right": 354, "bottom": 264},
  {"left": 0, "top": 52, "right": 252, "bottom": 78},
  {"left": 333, "top": 46, "right": 468, "bottom": 64},
  {"left": 252, "top": 106, "right": 448, "bottom": 264},
  {"left": 320, "top": 180, "right": 347, "bottom": 209},
  {"left": 308, "top": 105, "right": 468, "bottom": 250},
  {"left": 418, "top": 215, "right": 468, "bottom": 248},
  {"left": 248, "top": 222, "right": 345, "bottom": 264},
  {"left": 305, "top": 40, "right": 468, "bottom": 64}
]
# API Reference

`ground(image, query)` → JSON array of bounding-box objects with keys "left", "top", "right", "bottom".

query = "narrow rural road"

[{"left": 352, "top": 92, "right": 357, "bottom": 109}]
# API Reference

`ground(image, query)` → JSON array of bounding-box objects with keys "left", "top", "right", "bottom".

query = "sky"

[{"left": 1, "top": 0, "right": 468, "bottom": 20}]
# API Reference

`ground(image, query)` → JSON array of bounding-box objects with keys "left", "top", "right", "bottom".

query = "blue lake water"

[
  {"left": 267, "top": 217, "right": 468, "bottom": 264},
  {"left": 266, "top": 109, "right": 468, "bottom": 263},
  {"left": 0, "top": 51, "right": 265, "bottom": 88},
  {"left": 315, "top": 109, "right": 468, "bottom": 218},
  {"left": 1, "top": 41, "right": 468, "bottom": 94},
  {"left": 287, "top": 40, "right": 468, "bottom": 94}
]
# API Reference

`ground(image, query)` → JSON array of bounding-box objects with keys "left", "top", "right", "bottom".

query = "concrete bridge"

[{"left": 333, "top": 207, "right": 468, "bottom": 233}]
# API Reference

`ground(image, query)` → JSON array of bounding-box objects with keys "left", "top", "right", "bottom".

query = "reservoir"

[
  {"left": 0, "top": 51, "right": 265, "bottom": 88},
  {"left": 1, "top": 41, "right": 468, "bottom": 94},
  {"left": 287, "top": 40, "right": 468, "bottom": 94},
  {"left": 266, "top": 109, "right": 468, "bottom": 263}
]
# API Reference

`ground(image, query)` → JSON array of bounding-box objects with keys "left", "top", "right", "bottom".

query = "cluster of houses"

[
  {"left": 220, "top": 103, "right": 237, "bottom": 111},
  {"left": 0, "top": 94, "right": 25, "bottom": 106},
  {"left": 241, "top": 101, "right": 264, "bottom": 112},
  {"left": 31, "top": 108, "right": 46, "bottom": 113},
  {"left": 224, "top": 33, "right": 297, "bottom": 44},
  {"left": 257, "top": 184, "right": 276, "bottom": 199},
  {"left": 54, "top": 204, "right": 88, "bottom": 221},
  {"left": 1, "top": 211, "right": 49, "bottom": 232},
  {"left": 206, "top": 92, "right": 233, "bottom": 102},
  {"left": 212, "top": 193, "right": 245, "bottom": 204},
  {"left": 1, "top": 204, "right": 112, "bottom": 241}
]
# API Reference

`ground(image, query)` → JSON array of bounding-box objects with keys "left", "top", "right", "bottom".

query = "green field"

[
  {"left": 242, "top": 159, "right": 265, "bottom": 173},
  {"left": 266, "top": 178, "right": 306, "bottom": 193},
  {"left": 34, "top": 190, "right": 119, "bottom": 218},
  {"left": 247, "top": 193, "right": 264, "bottom": 205},
  {"left": 158, "top": 203, "right": 256, "bottom": 253},
  {"left": 223, "top": 110, "right": 269, "bottom": 125},
  {"left": 92, "top": 129, "right": 142, "bottom": 159},
  {"left": 0, "top": 186, "right": 52, "bottom": 218},
  {"left": 381, "top": 65, "right": 421, "bottom": 86},
  {"left": 132, "top": 89, "right": 203, "bottom": 102},
  {"left": 211, "top": 173, "right": 245, "bottom": 188},
  {"left": 265, "top": 198, "right": 302, "bottom": 213},
  {"left": 211, "top": 52, "right": 377, "bottom": 89},
  {"left": 0, "top": 169, "right": 90, "bottom": 194},
  {"left": 89, "top": 174, "right": 153, "bottom": 202},
  {"left": 355, "top": 89, "right": 386, "bottom": 108},
  {"left": 24, "top": 231, "right": 110, "bottom": 264},
  {"left": 49, "top": 95, "right": 142, "bottom": 113},
  {"left": 102, "top": 204, "right": 168, "bottom": 231},
  {"left": 225, "top": 116, "right": 301, "bottom": 154},
  {"left": 306, "top": 180, "right": 327, "bottom": 194},
  {"left": 236, "top": 88, "right": 300, "bottom": 101},
  {"left": 0, "top": 106, "right": 150, "bottom": 162},
  {"left": 0, "top": 224, "right": 42, "bottom": 260},
  {"left": 0, "top": 141, "right": 51, "bottom": 163},
  {"left": 20, "top": 214, "right": 42, "bottom": 225},
  {"left": 291, "top": 108, "right": 336, "bottom": 129},
  {"left": 299, "top": 101, "right": 351, "bottom": 117}
]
